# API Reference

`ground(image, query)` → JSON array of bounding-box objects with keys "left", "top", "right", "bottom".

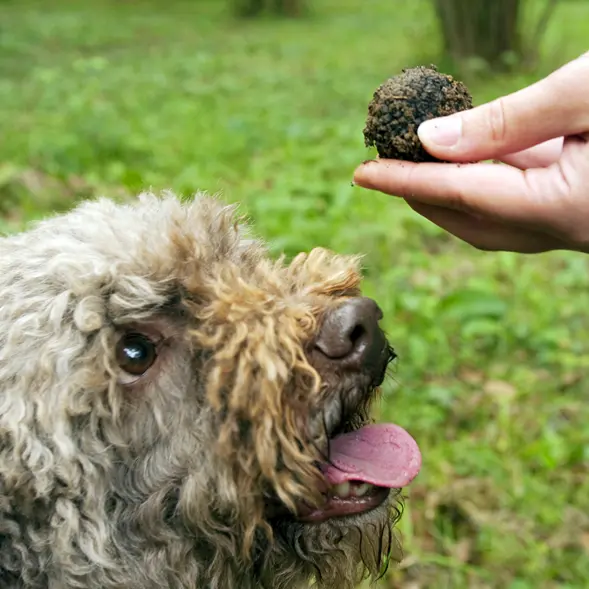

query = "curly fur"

[{"left": 0, "top": 191, "right": 405, "bottom": 589}]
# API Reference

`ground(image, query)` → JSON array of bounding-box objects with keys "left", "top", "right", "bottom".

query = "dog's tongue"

[{"left": 321, "top": 423, "right": 421, "bottom": 488}]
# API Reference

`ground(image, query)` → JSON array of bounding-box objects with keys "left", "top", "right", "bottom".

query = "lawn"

[{"left": 1, "top": 0, "right": 589, "bottom": 587}]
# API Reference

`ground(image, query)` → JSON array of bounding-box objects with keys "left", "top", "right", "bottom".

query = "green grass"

[{"left": 2, "top": 0, "right": 589, "bottom": 586}]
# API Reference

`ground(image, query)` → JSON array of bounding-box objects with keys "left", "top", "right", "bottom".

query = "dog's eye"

[{"left": 116, "top": 333, "right": 157, "bottom": 376}]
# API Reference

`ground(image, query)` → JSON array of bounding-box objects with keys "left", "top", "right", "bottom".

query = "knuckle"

[
  {"left": 486, "top": 98, "right": 508, "bottom": 145},
  {"left": 444, "top": 179, "right": 472, "bottom": 214},
  {"left": 399, "top": 164, "right": 418, "bottom": 197}
]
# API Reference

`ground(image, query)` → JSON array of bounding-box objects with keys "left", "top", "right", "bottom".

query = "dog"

[{"left": 0, "top": 192, "right": 421, "bottom": 588}]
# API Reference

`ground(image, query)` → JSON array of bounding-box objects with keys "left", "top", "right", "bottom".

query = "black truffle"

[{"left": 363, "top": 65, "right": 473, "bottom": 162}]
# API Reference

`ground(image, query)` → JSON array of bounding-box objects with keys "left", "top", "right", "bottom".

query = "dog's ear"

[
  {"left": 0, "top": 238, "right": 116, "bottom": 487},
  {"left": 0, "top": 248, "right": 120, "bottom": 578}
]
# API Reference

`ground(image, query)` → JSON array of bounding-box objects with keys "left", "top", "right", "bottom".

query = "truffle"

[{"left": 363, "top": 65, "right": 473, "bottom": 163}]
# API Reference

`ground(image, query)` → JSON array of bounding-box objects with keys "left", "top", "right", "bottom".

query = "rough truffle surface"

[{"left": 363, "top": 65, "right": 473, "bottom": 162}]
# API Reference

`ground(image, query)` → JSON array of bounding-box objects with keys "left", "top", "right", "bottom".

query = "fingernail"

[{"left": 418, "top": 115, "right": 462, "bottom": 147}]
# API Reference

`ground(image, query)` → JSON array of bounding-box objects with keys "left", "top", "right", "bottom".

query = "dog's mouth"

[
  {"left": 268, "top": 344, "right": 422, "bottom": 524},
  {"left": 295, "top": 422, "right": 421, "bottom": 523}
]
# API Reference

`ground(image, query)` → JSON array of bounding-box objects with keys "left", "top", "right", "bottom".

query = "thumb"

[{"left": 417, "top": 52, "right": 589, "bottom": 162}]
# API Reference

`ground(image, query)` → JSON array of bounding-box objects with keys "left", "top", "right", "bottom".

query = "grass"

[{"left": 1, "top": 0, "right": 589, "bottom": 586}]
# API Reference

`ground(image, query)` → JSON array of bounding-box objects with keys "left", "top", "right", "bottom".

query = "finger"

[
  {"left": 353, "top": 159, "right": 565, "bottom": 227},
  {"left": 416, "top": 52, "right": 589, "bottom": 162},
  {"left": 499, "top": 137, "right": 564, "bottom": 169},
  {"left": 405, "top": 200, "right": 565, "bottom": 253}
]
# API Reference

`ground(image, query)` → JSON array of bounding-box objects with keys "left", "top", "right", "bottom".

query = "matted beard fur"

[{"left": 0, "top": 191, "right": 406, "bottom": 589}]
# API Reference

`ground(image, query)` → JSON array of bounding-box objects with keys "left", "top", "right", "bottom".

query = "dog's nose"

[{"left": 315, "top": 297, "right": 386, "bottom": 369}]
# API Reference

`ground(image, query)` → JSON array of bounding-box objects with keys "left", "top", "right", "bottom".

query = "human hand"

[{"left": 353, "top": 52, "right": 589, "bottom": 254}]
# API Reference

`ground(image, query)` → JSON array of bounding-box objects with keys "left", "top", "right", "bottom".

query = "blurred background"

[{"left": 1, "top": 0, "right": 589, "bottom": 586}]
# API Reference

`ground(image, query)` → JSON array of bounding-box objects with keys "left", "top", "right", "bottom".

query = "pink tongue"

[{"left": 321, "top": 423, "right": 422, "bottom": 488}]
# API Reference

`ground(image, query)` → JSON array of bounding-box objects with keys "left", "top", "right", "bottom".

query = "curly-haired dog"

[{"left": 0, "top": 192, "right": 421, "bottom": 589}]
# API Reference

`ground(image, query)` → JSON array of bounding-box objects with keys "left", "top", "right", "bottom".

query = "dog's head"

[{"left": 0, "top": 192, "right": 420, "bottom": 589}]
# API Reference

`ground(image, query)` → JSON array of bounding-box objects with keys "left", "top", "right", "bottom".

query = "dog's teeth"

[
  {"left": 332, "top": 482, "right": 351, "bottom": 498},
  {"left": 352, "top": 483, "right": 371, "bottom": 497},
  {"left": 330, "top": 481, "right": 375, "bottom": 498}
]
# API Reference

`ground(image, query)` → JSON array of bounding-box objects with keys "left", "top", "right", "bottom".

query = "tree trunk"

[
  {"left": 232, "top": 0, "right": 305, "bottom": 18},
  {"left": 233, "top": 0, "right": 265, "bottom": 17},
  {"left": 433, "top": 0, "right": 522, "bottom": 67},
  {"left": 272, "top": 0, "right": 304, "bottom": 17}
]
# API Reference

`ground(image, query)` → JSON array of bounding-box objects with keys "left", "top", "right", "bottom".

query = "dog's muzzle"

[{"left": 269, "top": 296, "right": 422, "bottom": 524}]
